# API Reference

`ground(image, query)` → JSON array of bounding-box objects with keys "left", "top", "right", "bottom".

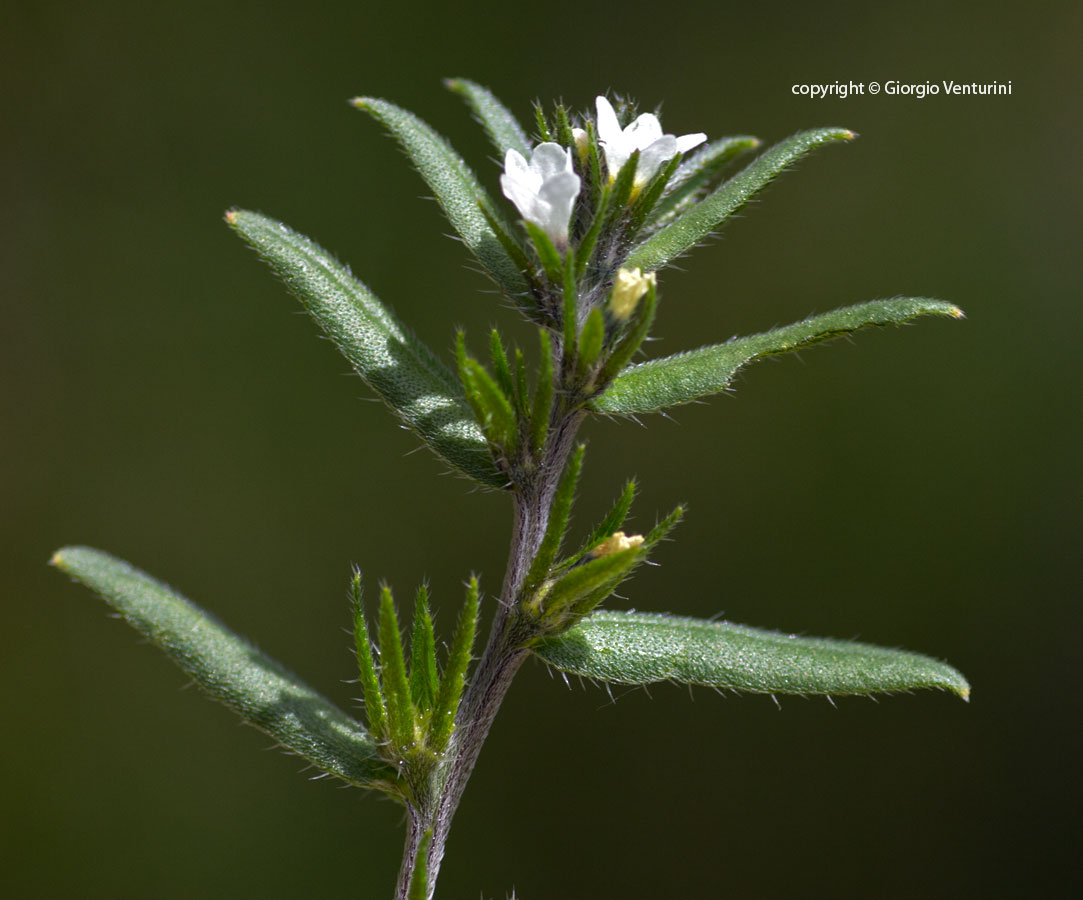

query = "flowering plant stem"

[
  {"left": 52, "top": 82, "right": 970, "bottom": 900},
  {"left": 399, "top": 389, "right": 583, "bottom": 896}
]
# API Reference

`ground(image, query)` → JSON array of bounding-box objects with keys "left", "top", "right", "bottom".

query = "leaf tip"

[
  {"left": 843, "top": 129, "right": 859, "bottom": 140},
  {"left": 350, "top": 96, "right": 373, "bottom": 111},
  {"left": 224, "top": 209, "right": 239, "bottom": 226},
  {"left": 959, "top": 687, "right": 971, "bottom": 702},
  {"left": 949, "top": 305, "right": 966, "bottom": 319},
  {"left": 49, "top": 549, "right": 66, "bottom": 568}
]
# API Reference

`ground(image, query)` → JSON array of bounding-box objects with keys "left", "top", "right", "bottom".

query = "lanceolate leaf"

[
  {"left": 409, "top": 586, "right": 439, "bottom": 715},
  {"left": 52, "top": 547, "right": 397, "bottom": 788},
  {"left": 534, "top": 610, "right": 970, "bottom": 699},
  {"left": 227, "top": 210, "right": 504, "bottom": 488},
  {"left": 428, "top": 578, "right": 479, "bottom": 752},
  {"left": 445, "top": 78, "right": 532, "bottom": 158},
  {"left": 352, "top": 97, "right": 528, "bottom": 296},
  {"left": 627, "top": 127, "right": 855, "bottom": 272},
  {"left": 592, "top": 298, "right": 963, "bottom": 416},
  {"left": 379, "top": 587, "right": 417, "bottom": 749}
]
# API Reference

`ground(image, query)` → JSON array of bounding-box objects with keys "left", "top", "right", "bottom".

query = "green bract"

[{"left": 54, "top": 81, "right": 968, "bottom": 900}]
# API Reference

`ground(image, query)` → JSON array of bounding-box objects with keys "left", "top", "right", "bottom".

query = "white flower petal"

[
  {"left": 501, "top": 173, "right": 545, "bottom": 224},
  {"left": 595, "top": 96, "right": 628, "bottom": 175},
  {"left": 595, "top": 95, "right": 708, "bottom": 185},
  {"left": 595, "top": 96, "right": 622, "bottom": 146},
  {"left": 636, "top": 136, "right": 678, "bottom": 185},
  {"left": 675, "top": 132, "right": 708, "bottom": 153},
  {"left": 531, "top": 142, "right": 573, "bottom": 180},
  {"left": 501, "top": 141, "right": 582, "bottom": 245},
  {"left": 538, "top": 170, "right": 580, "bottom": 239},
  {"left": 625, "top": 113, "right": 664, "bottom": 148}
]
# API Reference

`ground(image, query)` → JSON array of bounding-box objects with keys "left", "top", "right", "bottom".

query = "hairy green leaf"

[
  {"left": 410, "top": 586, "right": 439, "bottom": 716},
  {"left": 592, "top": 298, "right": 963, "bottom": 415},
  {"left": 535, "top": 610, "right": 970, "bottom": 699},
  {"left": 428, "top": 578, "right": 479, "bottom": 752},
  {"left": 445, "top": 78, "right": 532, "bottom": 158},
  {"left": 530, "top": 329, "right": 554, "bottom": 454},
  {"left": 52, "top": 547, "right": 396, "bottom": 788},
  {"left": 576, "top": 308, "right": 605, "bottom": 379},
  {"left": 597, "top": 278, "right": 657, "bottom": 387},
  {"left": 564, "top": 479, "right": 637, "bottom": 567},
  {"left": 540, "top": 547, "right": 643, "bottom": 623},
  {"left": 227, "top": 210, "right": 504, "bottom": 488},
  {"left": 489, "top": 330, "right": 515, "bottom": 404},
  {"left": 524, "top": 220, "right": 563, "bottom": 285},
  {"left": 379, "top": 586, "right": 417, "bottom": 750},
  {"left": 457, "top": 333, "right": 516, "bottom": 453},
  {"left": 352, "top": 97, "right": 528, "bottom": 295},
  {"left": 352, "top": 573, "right": 388, "bottom": 741},
  {"left": 523, "top": 445, "right": 585, "bottom": 599},
  {"left": 627, "top": 128, "right": 855, "bottom": 272}
]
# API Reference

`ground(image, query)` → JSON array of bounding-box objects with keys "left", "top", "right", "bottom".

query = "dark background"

[{"left": 4, "top": 1, "right": 1080, "bottom": 897}]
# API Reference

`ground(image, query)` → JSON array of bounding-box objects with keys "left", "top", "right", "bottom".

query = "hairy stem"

[{"left": 394, "top": 403, "right": 584, "bottom": 899}]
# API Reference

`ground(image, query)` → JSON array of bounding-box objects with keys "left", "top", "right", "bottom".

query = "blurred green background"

[{"left": 4, "top": 0, "right": 1080, "bottom": 897}]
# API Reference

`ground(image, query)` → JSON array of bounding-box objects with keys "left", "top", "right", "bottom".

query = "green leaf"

[
  {"left": 592, "top": 298, "right": 964, "bottom": 416},
  {"left": 445, "top": 78, "right": 532, "bottom": 158},
  {"left": 574, "top": 182, "right": 609, "bottom": 281},
  {"left": 351, "top": 572, "right": 388, "bottom": 741},
  {"left": 524, "top": 220, "right": 563, "bottom": 285},
  {"left": 651, "top": 135, "right": 761, "bottom": 223},
  {"left": 462, "top": 351, "right": 517, "bottom": 453},
  {"left": 489, "top": 329, "right": 516, "bottom": 405},
  {"left": 227, "top": 210, "right": 504, "bottom": 489},
  {"left": 428, "top": 578, "right": 479, "bottom": 752},
  {"left": 530, "top": 329, "right": 554, "bottom": 454},
  {"left": 533, "top": 104, "right": 553, "bottom": 143},
  {"left": 583, "top": 119, "right": 603, "bottom": 211},
  {"left": 564, "top": 479, "right": 637, "bottom": 567},
  {"left": 513, "top": 348, "right": 530, "bottom": 418},
  {"left": 379, "top": 586, "right": 418, "bottom": 750},
  {"left": 352, "top": 97, "right": 528, "bottom": 296},
  {"left": 576, "top": 308, "right": 605, "bottom": 379},
  {"left": 606, "top": 148, "right": 639, "bottom": 217},
  {"left": 554, "top": 103, "right": 576, "bottom": 150},
  {"left": 597, "top": 278, "right": 657, "bottom": 387},
  {"left": 52, "top": 547, "right": 395, "bottom": 788},
  {"left": 534, "top": 610, "right": 971, "bottom": 699},
  {"left": 540, "top": 547, "right": 643, "bottom": 623},
  {"left": 522, "top": 445, "right": 585, "bottom": 600},
  {"left": 645, "top": 505, "right": 684, "bottom": 546},
  {"left": 626, "top": 154, "right": 681, "bottom": 236},
  {"left": 626, "top": 128, "right": 855, "bottom": 272},
  {"left": 409, "top": 586, "right": 439, "bottom": 716}
]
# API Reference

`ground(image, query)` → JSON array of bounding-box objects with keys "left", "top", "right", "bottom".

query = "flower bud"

[
  {"left": 591, "top": 531, "right": 645, "bottom": 557},
  {"left": 608, "top": 268, "right": 656, "bottom": 320}
]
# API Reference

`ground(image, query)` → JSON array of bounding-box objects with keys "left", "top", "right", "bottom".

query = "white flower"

[
  {"left": 595, "top": 96, "right": 706, "bottom": 187},
  {"left": 500, "top": 142, "right": 581, "bottom": 247}
]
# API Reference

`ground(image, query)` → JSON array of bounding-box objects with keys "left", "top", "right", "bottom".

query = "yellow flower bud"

[
  {"left": 591, "top": 531, "right": 645, "bottom": 557},
  {"left": 608, "top": 268, "right": 656, "bottom": 320}
]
